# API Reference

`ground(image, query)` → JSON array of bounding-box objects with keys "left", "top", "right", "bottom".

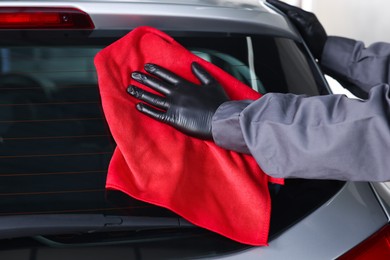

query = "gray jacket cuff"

[{"left": 211, "top": 100, "right": 252, "bottom": 154}]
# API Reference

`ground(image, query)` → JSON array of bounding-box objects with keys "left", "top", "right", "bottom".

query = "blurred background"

[{"left": 284, "top": 0, "right": 390, "bottom": 45}]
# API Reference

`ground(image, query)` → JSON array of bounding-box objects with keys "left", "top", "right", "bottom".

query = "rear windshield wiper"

[{"left": 0, "top": 214, "right": 195, "bottom": 239}]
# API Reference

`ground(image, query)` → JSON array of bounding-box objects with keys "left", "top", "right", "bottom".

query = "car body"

[{"left": 0, "top": 0, "right": 389, "bottom": 259}]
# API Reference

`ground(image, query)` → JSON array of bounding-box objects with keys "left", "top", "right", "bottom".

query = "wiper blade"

[{"left": 0, "top": 214, "right": 195, "bottom": 239}]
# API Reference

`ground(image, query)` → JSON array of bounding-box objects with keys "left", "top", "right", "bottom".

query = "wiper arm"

[{"left": 0, "top": 214, "right": 195, "bottom": 239}]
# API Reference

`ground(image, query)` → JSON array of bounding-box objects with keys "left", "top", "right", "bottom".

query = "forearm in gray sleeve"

[
  {"left": 212, "top": 85, "right": 390, "bottom": 182},
  {"left": 321, "top": 36, "right": 390, "bottom": 92}
]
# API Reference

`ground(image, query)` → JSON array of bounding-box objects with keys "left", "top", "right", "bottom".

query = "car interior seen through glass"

[{"left": 0, "top": 32, "right": 344, "bottom": 250}]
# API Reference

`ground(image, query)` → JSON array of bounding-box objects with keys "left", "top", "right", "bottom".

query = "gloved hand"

[
  {"left": 267, "top": 0, "right": 327, "bottom": 60},
  {"left": 127, "top": 62, "right": 230, "bottom": 140}
]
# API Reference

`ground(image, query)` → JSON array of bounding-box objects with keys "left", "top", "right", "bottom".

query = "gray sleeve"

[
  {"left": 321, "top": 36, "right": 390, "bottom": 92},
  {"left": 212, "top": 84, "right": 390, "bottom": 182}
]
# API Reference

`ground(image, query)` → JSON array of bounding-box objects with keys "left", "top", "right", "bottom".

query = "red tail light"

[
  {"left": 0, "top": 7, "right": 94, "bottom": 29},
  {"left": 338, "top": 224, "right": 390, "bottom": 259}
]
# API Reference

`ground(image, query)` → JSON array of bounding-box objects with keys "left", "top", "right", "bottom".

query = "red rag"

[{"left": 94, "top": 26, "right": 284, "bottom": 246}]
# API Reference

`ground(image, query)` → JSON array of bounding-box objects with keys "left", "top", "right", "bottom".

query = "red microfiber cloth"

[{"left": 94, "top": 26, "right": 284, "bottom": 246}]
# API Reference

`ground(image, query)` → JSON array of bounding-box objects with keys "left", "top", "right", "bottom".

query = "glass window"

[{"left": 0, "top": 31, "right": 343, "bottom": 256}]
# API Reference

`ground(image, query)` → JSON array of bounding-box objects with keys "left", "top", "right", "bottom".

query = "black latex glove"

[
  {"left": 127, "top": 62, "right": 230, "bottom": 140},
  {"left": 267, "top": 0, "right": 327, "bottom": 60}
]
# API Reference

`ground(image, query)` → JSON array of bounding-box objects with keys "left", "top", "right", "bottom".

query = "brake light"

[
  {"left": 0, "top": 7, "right": 94, "bottom": 29},
  {"left": 338, "top": 224, "right": 390, "bottom": 259}
]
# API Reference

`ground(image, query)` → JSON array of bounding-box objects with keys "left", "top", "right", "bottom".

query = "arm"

[
  {"left": 267, "top": 0, "right": 390, "bottom": 96},
  {"left": 129, "top": 62, "right": 390, "bottom": 182},
  {"left": 321, "top": 37, "right": 390, "bottom": 93},
  {"left": 212, "top": 84, "right": 390, "bottom": 182}
]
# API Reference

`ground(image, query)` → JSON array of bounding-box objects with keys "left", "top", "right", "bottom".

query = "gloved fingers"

[
  {"left": 287, "top": 10, "right": 308, "bottom": 30},
  {"left": 267, "top": 0, "right": 300, "bottom": 13},
  {"left": 144, "top": 63, "right": 183, "bottom": 86},
  {"left": 191, "top": 62, "right": 215, "bottom": 86},
  {"left": 136, "top": 102, "right": 166, "bottom": 122},
  {"left": 127, "top": 85, "right": 169, "bottom": 110},
  {"left": 288, "top": 9, "right": 313, "bottom": 26},
  {"left": 132, "top": 71, "right": 171, "bottom": 95}
]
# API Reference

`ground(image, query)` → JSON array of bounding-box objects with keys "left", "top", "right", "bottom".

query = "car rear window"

[{"left": 0, "top": 30, "right": 344, "bottom": 256}]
